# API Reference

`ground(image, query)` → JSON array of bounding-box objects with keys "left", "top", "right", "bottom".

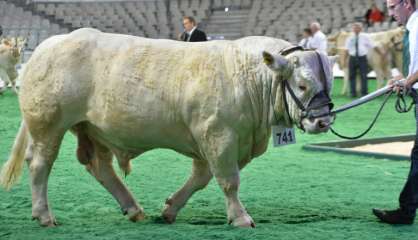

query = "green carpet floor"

[{"left": 1, "top": 79, "right": 417, "bottom": 239}]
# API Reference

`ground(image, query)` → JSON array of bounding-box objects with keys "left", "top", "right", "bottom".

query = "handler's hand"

[{"left": 388, "top": 75, "right": 405, "bottom": 95}]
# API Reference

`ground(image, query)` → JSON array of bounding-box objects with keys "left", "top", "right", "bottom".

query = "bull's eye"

[{"left": 298, "top": 85, "right": 307, "bottom": 91}]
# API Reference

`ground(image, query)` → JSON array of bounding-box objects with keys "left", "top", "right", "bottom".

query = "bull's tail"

[{"left": 0, "top": 121, "right": 29, "bottom": 190}]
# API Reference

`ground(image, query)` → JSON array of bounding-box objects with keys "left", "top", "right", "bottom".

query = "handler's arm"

[{"left": 406, "top": 71, "right": 418, "bottom": 89}]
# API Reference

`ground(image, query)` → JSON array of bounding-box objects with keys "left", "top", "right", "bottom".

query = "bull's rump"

[{"left": 18, "top": 28, "right": 256, "bottom": 156}]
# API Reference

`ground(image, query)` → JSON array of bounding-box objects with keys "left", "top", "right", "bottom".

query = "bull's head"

[
  {"left": 0, "top": 37, "right": 26, "bottom": 64},
  {"left": 262, "top": 49, "right": 337, "bottom": 134}
]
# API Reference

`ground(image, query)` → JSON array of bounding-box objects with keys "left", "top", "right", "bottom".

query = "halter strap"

[{"left": 276, "top": 46, "right": 333, "bottom": 129}]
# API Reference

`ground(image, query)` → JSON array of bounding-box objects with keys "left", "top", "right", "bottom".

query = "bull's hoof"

[
  {"left": 129, "top": 211, "right": 145, "bottom": 222},
  {"left": 123, "top": 207, "right": 145, "bottom": 222},
  {"left": 229, "top": 215, "right": 255, "bottom": 228},
  {"left": 32, "top": 215, "right": 57, "bottom": 227},
  {"left": 161, "top": 204, "right": 177, "bottom": 224}
]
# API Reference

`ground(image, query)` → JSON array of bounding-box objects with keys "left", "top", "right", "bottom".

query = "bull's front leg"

[
  {"left": 0, "top": 68, "right": 10, "bottom": 94},
  {"left": 8, "top": 69, "right": 18, "bottom": 93},
  {"left": 203, "top": 129, "right": 254, "bottom": 228},
  {"left": 341, "top": 67, "right": 350, "bottom": 96},
  {"left": 215, "top": 167, "right": 254, "bottom": 228}
]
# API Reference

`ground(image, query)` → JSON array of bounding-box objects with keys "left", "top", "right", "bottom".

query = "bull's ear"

[
  {"left": 2, "top": 39, "right": 11, "bottom": 46},
  {"left": 262, "top": 51, "right": 289, "bottom": 72},
  {"left": 328, "top": 55, "right": 338, "bottom": 67}
]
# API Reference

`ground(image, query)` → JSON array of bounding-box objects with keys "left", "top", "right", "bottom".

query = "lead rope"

[
  {"left": 329, "top": 92, "right": 393, "bottom": 140},
  {"left": 329, "top": 91, "right": 415, "bottom": 140},
  {"left": 395, "top": 91, "right": 415, "bottom": 113}
]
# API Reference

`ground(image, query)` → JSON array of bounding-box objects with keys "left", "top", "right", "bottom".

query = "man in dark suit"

[{"left": 179, "top": 16, "right": 207, "bottom": 42}]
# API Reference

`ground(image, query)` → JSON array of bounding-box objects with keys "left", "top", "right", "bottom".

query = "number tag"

[{"left": 272, "top": 125, "right": 296, "bottom": 147}]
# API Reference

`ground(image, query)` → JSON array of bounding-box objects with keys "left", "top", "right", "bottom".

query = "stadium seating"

[
  {"left": 0, "top": 0, "right": 68, "bottom": 50},
  {"left": 0, "top": 0, "right": 398, "bottom": 51}
]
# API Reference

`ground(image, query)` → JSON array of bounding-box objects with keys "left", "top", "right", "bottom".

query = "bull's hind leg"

[
  {"left": 80, "top": 136, "right": 145, "bottom": 222},
  {"left": 162, "top": 159, "right": 212, "bottom": 223},
  {"left": 28, "top": 131, "right": 65, "bottom": 227}
]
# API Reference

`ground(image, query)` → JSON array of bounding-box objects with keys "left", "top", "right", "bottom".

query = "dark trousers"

[
  {"left": 349, "top": 56, "right": 368, "bottom": 97},
  {"left": 399, "top": 90, "right": 418, "bottom": 217}
]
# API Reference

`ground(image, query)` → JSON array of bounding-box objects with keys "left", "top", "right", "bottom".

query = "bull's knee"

[{"left": 218, "top": 176, "right": 239, "bottom": 192}]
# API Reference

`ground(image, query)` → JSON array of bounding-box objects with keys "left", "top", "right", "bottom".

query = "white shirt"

[
  {"left": 308, "top": 31, "right": 327, "bottom": 54},
  {"left": 186, "top": 26, "right": 197, "bottom": 42},
  {"left": 406, "top": 9, "right": 418, "bottom": 77},
  {"left": 344, "top": 33, "right": 375, "bottom": 57},
  {"left": 298, "top": 37, "right": 311, "bottom": 48}
]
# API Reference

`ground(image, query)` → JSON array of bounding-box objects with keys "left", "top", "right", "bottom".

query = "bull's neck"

[
  {"left": 247, "top": 66, "right": 291, "bottom": 131},
  {"left": 267, "top": 75, "right": 294, "bottom": 127}
]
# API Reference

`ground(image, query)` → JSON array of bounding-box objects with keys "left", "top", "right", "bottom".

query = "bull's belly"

[{"left": 83, "top": 120, "right": 202, "bottom": 159}]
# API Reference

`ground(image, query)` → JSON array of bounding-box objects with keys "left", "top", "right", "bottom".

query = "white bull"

[
  {"left": 0, "top": 28, "right": 336, "bottom": 228},
  {"left": 328, "top": 28, "right": 404, "bottom": 95},
  {"left": 0, "top": 37, "right": 25, "bottom": 94}
]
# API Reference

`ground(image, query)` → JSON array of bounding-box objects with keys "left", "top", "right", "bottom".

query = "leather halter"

[{"left": 276, "top": 46, "right": 334, "bottom": 130}]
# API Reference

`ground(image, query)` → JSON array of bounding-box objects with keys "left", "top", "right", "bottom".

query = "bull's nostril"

[{"left": 318, "top": 120, "right": 327, "bottom": 129}]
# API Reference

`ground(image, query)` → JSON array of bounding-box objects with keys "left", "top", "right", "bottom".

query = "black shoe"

[{"left": 372, "top": 208, "right": 415, "bottom": 225}]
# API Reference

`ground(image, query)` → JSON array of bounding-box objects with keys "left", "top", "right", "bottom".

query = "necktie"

[
  {"left": 403, "top": 29, "right": 410, "bottom": 77},
  {"left": 355, "top": 35, "right": 359, "bottom": 57}
]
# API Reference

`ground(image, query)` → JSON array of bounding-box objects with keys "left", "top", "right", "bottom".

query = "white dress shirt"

[
  {"left": 407, "top": 9, "right": 418, "bottom": 77},
  {"left": 308, "top": 31, "right": 327, "bottom": 54},
  {"left": 344, "top": 33, "right": 375, "bottom": 57},
  {"left": 186, "top": 26, "right": 197, "bottom": 42}
]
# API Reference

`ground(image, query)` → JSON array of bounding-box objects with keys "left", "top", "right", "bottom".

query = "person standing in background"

[
  {"left": 365, "top": 3, "right": 385, "bottom": 26},
  {"left": 298, "top": 28, "right": 312, "bottom": 48},
  {"left": 179, "top": 16, "right": 207, "bottom": 42},
  {"left": 344, "top": 22, "right": 384, "bottom": 97},
  {"left": 308, "top": 22, "right": 327, "bottom": 54}
]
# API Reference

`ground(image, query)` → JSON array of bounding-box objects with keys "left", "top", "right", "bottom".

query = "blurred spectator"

[
  {"left": 0, "top": 25, "right": 3, "bottom": 37},
  {"left": 308, "top": 22, "right": 327, "bottom": 54},
  {"left": 179, "top": 16, "right": 207, "bottom": 42},
  {"left": 365, "top": 3, "right": 385, "bottom": 26},
  {"left": 344, "top": 22, "right": 384, "bottom": 97},
  {"left": 298, "top": 28, "right": 312, "bottom": 48}
]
